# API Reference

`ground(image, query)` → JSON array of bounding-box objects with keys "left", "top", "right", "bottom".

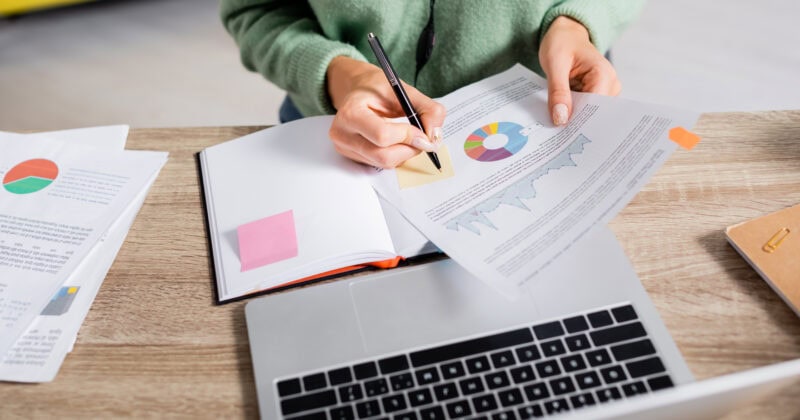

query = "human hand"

[
  {"left": 326, "top": 56, "right": 446, "bottom": 168},
  {"left": 539, "top": 16, "right": 622, "bottom": 126}
]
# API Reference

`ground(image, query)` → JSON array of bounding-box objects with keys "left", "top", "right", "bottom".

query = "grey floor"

[{"left": 1, "top": 0, "right": 799, "bottom": 132}]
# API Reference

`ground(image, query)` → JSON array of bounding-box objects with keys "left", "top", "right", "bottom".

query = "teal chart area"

[{"left": 446, "top": 134, "right": 591, "bottom": 235}]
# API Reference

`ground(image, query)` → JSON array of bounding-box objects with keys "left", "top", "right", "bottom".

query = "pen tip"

[{"left": 368, "top": 32, "right": 375, "bottom": 38}]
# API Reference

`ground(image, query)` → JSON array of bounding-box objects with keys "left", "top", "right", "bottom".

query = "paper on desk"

[
  {"left": 370, "top": 64, "right": 700, "bottom": 296},
  {"left": 0, "top": 126, "right": 142, "bottom": 382},
  {"left": 0, "top": 134, "right": 167, "bottom": 357}
]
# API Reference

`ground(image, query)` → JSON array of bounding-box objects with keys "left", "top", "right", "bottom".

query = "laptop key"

[
  {"left": 621, "top": 381, "right": 648, "bottom": 397},
  {"left": 491, "top": 350, "right": 516, "bottom": 368},
  {"left": 587, "top": 310, "right": 614, "bottom": 328},
  {"left": 415, "top": 367, "right": 440, "bottom": 385},
  {"left": 277, "top": 378, "right": 302, "bottom": 397},
  {"left": 563, "top": 315, "right": 590, "bottom": 333},
  {"left": 485, "top": 371, "right": 511, "bottom": 389},
  {"left": 445, "top": 399, "right": 473, "bottom": 418},
  {"left": 389, "top": 372, "right": 414, "bottom": 392},
  {"left": 440, "top": 361, "right": 466, "bottom": 379},
  {"left": 465, "top": 355, "right": 491, "bottom": 374},
  {"left": 575, "top": 371, "right": 602, "bottom": 389},
  {"left": 393, "top": 412, "right": 417, "bottom": 420},
  {"left": 543, "top": 398, "right": 569, "bottom": 415},
  {"left": 600, "top": 365, "right": 627, "bottom": 384},
  {"left": 523, "top": 382, "right": 550, "bottom": 401},
  {"left": 473, "top": 393, "right": 499, "bottom": 412},
  {"left": 458, "top": 376, "right": 485, "bottom": 395},
  {"left": 381, "top": 393, "right": 407, "bottom": 412},
  {"left": 379, "top": 354, "right": 410, "bottom": 375},
  {"left": 419, "top": 406, "right": 446, "bottom": 420},
  {"left": 627, "top": 356, "right": 666, "bottom": 378},
  {"left": 280, "top": 389, "right": 337, "bottom": 416},
  {"left": 586, "top": 348, "right": 612, "bottom": 367},
  {"left": 549, "top": 376, "right": 576, "bottom": 395},
  {"left": 354, "top": 361, "right": 379, "bottom": 380},
  {"left": 329, "top": 367, "right": 353, "bottom": 386},
  {"left": 570, "top": 392, "right": 596, "bottom": 408},
  {"left": 560, "top": 354, "right": 587, "bottom": 372},
  {"left": 330, "top": 405, "right": 355, "bottom": 420},
  {"left": 287, "top": 411, "right": 326, "bottom": 420},
  {"left": 517, "top": 404, "right": 543, "bottom": 419},
  {"left": 648, "top": 375, "right": 675, "bottom": 391},
  {"left": 498, "top": 388, "right": 524, "bottom": 407},
  {"left": 610, "top": 338, "right": 656, "bottom": 362},
  {"left": 540, "top": 339, "right": 566, "bottom": 357},
  {"left": 564, "top": 333, "right": 591, "bottom": 352},
  {"left": 408, "top": 388, "right": 433, "bottom": 407},
  {"left": 492, "top": 410, "right": 518, "bottom": 420},
  {"left": 355, "top": 399, "right": 381, "bottom": 418},
  {"left": 611, "top": 305, "right": 638, "bottom": 323},
  {"left": 534, "top": 359, "right": 561, "bottom": 378},
  {"left": 590, "top": 322, "right": 647, "bottom": 347},
  {"left": 410, "top": 328, "right": 533, "bottom": 367},
  {"left": 595, "top": 386, "right": 622, "bottom": 403},
  {"left": 532, "top": 321, "right": 565, "bottom": 340},
  {"left": 433, "top": 382, "right": 458, "bottom": 401},
  {"left": 510, "top": 365, "right": 536, "bottom": 384},
  {"left": 339, "top": 383, "right": 364, "bottom": 402},
  {"left": 515, "top": 344, "right": 541, "bottom": 362},
  {"left": 364, "top": 378, "right": 389, "bottom": 397},
  {"left": 303, "top": 372, "right": 327, "bottom": 391}
]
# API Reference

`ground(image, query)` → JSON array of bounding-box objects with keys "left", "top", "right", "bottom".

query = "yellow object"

[
  {"left": 67, "top": 287, "right": 78, "bottom": 294},
  {"left": 0, "top": 0, "right": 92, "bottom": 15},
  {"left": 396, "top": 145, "right": 455, "bottom": 189}
]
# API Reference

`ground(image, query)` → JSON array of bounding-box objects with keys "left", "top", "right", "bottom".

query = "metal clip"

[{"left": 762, "top": 227, "right": 790, "bottom": 253}]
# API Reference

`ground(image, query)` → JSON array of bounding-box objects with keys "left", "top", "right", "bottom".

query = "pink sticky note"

[{"left": 237, "top": 210, "right": 298, "bottom": 272}]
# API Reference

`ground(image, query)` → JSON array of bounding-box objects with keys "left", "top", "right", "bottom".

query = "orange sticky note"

[
  {"left": 669, "top": 126, "right": 701, "bottom": 150},
  {"left": 237, "top": 210, "right": 298, "bottom": 272}
]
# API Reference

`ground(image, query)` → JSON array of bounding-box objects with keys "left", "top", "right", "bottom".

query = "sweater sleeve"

[
  {"left": 539, "top": 0, "right": 646, "bottom": 54},
  {"left": 220, "top": 0, "right": 367, "bottom": 115}
]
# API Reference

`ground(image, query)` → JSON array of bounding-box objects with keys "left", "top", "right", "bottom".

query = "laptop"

[{"left": 245, "top": 226, "right": 800, "bottom": 419}]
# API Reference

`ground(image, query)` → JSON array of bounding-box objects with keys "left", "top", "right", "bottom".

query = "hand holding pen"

[{"left": 325, "top": 46, "right": 445, "bottom": 169}]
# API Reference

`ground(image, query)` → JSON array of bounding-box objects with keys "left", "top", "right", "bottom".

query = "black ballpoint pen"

[{"left": 367, "top": 33, "right": 442, "bottom": 171}]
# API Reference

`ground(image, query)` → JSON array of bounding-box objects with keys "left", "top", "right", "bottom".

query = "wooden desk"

[{"left": 3, "top": 111, "right": 799, "bottom": 418}]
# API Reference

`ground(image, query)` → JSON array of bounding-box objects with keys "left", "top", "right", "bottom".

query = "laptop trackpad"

[{"left": 349, "top": 259, "right": 541, "bottom": 356}]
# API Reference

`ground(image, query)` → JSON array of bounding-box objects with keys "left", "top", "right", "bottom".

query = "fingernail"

[
  {"left": 432, "top": 127, "right": 443, "bottom": 144},
  {"left": 553, "top": 103, "right": 569, "bottom": 126},
  {"left": 412, "top": 136, "right": 438, "bottom": 152}
]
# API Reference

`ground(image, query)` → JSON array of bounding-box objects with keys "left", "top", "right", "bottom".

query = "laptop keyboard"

[{"left": 275, "top": 303, "right": 674, "bottom": 419}]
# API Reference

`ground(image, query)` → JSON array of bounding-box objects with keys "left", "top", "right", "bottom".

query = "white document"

[
  {"left": 0, "top": 135, "right": 168, "bottom": 357},
  {"left": 0, "top": 126, "right": 143, "bottom": 382},
  {"left": 370, "top": 64, "right": 700, "bottom": 296}
]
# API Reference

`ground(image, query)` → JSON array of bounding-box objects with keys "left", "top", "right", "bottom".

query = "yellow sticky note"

[{"left": 396, "top": 145, "right": 455, "bottom": 189}]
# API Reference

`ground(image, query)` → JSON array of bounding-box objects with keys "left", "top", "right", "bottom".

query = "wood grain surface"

[{"left": 2, "top": 112, "right": 799, "bottom": 418}]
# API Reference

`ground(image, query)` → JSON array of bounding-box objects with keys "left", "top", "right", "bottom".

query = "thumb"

[{"left": 545, "top": 64, "right": 573, "bottom": 126}]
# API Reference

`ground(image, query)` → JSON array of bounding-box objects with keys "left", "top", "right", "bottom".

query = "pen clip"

[{"left": 762, "top": 227, "right": 790, "bottom": 253}]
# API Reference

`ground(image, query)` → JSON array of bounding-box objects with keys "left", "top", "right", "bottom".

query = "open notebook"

[{"left": 198, "top": 117, "right": 438, "bottom": 303}]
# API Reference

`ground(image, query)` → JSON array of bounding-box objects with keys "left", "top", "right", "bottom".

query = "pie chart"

[
  {"left": 464, "top": 122, "right": 527, "bottom": 162},
  {"left": 3, "top": 159, "right": 59, "bottom": 194}
]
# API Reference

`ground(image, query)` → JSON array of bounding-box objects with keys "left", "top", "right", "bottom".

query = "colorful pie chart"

[
  {"left": 3, "top": 159, "right": 59, "bottom": 194},
  {"left": 464, "top": 122, "right": 527, "bottom": 162}
]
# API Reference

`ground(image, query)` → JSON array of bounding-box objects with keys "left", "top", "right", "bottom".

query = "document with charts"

[
  {"left": 370, "top": 64, "right": 700, "bottom": 296},
  {"left": 0, "top": 134, "right": 168, "bottom": 359}
]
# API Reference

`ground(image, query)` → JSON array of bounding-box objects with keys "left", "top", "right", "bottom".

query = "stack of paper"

[{"left": 0, "top": 126, "right": 168, "bottom": 382}]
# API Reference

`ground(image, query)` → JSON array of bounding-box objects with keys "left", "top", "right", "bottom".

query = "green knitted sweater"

[{"left": 221, "top": 0, "right": 644, "bottom": 117}]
